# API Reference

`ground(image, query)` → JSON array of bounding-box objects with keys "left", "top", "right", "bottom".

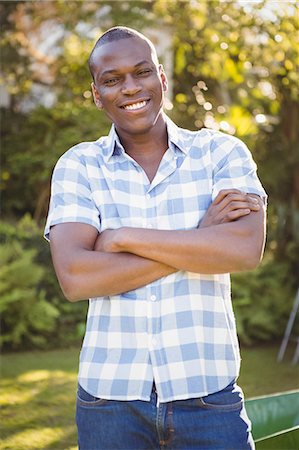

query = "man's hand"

[{"left": 199, "top": 189, "right": 260, "bottom": 228}]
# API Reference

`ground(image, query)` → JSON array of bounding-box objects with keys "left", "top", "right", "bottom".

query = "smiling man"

[{"left": 45, "top": 26, "right": 266, "bottom": 450}]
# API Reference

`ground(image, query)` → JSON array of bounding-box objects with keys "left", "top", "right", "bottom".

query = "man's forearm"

[
  {"left": 100, "top": 210, "right": 266, "bottom": 274},
  {"left": 54, "top": 247, "right": 176, "bottom": 302},
  {"left": 79, "top": 251, "right": 176, "bottom": 299},
  {"left": 50, "top": 223, "right": 176, "bottom": 302}
]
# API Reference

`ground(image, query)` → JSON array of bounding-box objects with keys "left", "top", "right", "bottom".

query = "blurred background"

[{"left": 0, "top": 1, "right": 298, "bottom": 448}]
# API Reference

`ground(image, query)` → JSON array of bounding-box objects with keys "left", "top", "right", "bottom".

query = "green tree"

[{"left": 0, "top": 238, "right": 59, "bottom": 349}]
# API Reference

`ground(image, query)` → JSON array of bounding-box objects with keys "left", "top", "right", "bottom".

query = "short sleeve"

[
  {"left": 44, "top": 148, "right": 101, "bottom": 241},
  {"left": 211, "top": 133, "right": 267, "bottom": 203}
]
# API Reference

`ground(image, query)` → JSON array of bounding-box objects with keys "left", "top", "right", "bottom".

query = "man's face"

[{"left": 91, "top": 37, "right": 167, "bottom": 137}]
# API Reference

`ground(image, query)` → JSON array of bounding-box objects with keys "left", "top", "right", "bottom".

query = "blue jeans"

[{"left": 76, "top": 381, "right": 254, "bottom": 450}]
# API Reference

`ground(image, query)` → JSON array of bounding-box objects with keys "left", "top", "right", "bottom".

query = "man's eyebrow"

[
  {"left": 100, "top": 60, "right": 152, "bottom": 78},
  {"left": 134, "top": 60, "right": 152, "bottom": 67},
  {"left": 100, "top": 68, "right": 119, "bottom": 77}
]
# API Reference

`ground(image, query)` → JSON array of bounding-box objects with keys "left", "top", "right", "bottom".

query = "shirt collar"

[
  {"left": 102, "top": 114, "right": 188, "bottom": 162},
  {"left": 165, "top": 115, "right": 188, "bottom": 155}
]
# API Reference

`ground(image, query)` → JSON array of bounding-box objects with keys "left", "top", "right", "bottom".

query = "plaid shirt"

[{"left": 45, "top": 115, "right": 266, "bottom": 402}]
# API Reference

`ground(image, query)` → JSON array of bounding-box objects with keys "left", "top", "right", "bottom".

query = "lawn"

[{"left": 1, "top": 343, "right": 298, "bottom": 450}]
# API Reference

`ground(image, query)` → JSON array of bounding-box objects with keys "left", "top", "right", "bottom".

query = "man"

[{"left": 45, "top": 26, "right": 266, "bottom": 450}]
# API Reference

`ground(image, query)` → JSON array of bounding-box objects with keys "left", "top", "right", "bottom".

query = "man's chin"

[
  {"left": 116, "top": 121, "right": 155, "bottom": 137},
  {"left": 115, "top": 113, "right": 165, "bottom": 137}
]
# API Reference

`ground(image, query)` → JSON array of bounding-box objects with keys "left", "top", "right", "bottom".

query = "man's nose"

[{"left": 121, "top": 75, "right": 142, "bottom": 95}]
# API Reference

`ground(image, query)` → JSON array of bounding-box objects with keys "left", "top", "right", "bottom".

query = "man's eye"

[
  {"left": 137, "top": 69, "right": 152, "bottom": 76},
  {"left": 104, "top": 78, "right": 119, "bottom": 85}
]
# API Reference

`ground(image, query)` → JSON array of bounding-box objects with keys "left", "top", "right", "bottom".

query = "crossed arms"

[{"left": 49, "top": 189, "right": 266, "bottom": 302}]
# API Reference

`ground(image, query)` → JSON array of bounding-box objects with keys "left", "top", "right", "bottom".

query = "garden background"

[{"left": 1, "top": 1, "right": 299, "bottom": 449}]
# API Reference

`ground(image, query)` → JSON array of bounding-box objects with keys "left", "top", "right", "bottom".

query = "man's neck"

[
  {"left": 115, "top": 115, "right": 168, "bottom": 160},
  {"left": 115, "top": 115, "right": 169, "bottom": 183}
]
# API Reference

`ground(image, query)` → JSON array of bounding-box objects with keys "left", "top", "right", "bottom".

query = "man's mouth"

[{"left": 121, "top": 100, "right": 148, "bottom": 111}]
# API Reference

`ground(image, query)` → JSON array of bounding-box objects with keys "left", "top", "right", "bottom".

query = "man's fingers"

[
  {"left": 213, "top": 189, "right": 243, "bottom": 205},
  {"left": 216, "top": 192, "right": 260, "bottom": 212},
  {"left": 221, "top": 209, "right": 251, "bottom": 223},
  {"left": 213, "top": 189, "right": 249, "bottom": 208},
  {"left": 222, "top": 199, "right": 260, "bottom": 212}
]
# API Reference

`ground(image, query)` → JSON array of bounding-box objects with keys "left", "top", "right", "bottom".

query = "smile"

[{"left": 122, "top": 100, "right": 148, "bottom": 111}]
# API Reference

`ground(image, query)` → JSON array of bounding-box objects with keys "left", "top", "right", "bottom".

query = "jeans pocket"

[
  {"left": 77, "top": 384, "right": 108, "bottom": 407},
  {"left": 199, "top": 381, "right": 244, "bottom": 411}
]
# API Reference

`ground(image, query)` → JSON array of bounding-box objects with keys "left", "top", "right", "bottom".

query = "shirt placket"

[
  {"left": 144, "top": 153, "right": 177, "bottom": 399},
  {"left": 145, "top": 194, "right": 162, "bottom": 399},
  {"left": 145, "top": 186, "right": 160, "bottom": 342}
]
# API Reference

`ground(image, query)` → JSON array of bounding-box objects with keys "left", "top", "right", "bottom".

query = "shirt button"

[
  {"left": 150, "top": 295, "right": 157, "bottom": 302},
  {"left": 152, "top": 337, "right": 157, "bottom": 347},
  {"left": 148, "top": 223, "right": 153, "bottom": 228}
]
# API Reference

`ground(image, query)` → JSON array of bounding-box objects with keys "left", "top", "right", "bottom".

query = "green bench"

[{"left": 245, "top": 390, "right": 299, "bottom": 449}]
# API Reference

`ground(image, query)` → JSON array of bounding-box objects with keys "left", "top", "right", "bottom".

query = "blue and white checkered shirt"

[{"left": 45, "top": 115, "right": 266, "bottom": 402}]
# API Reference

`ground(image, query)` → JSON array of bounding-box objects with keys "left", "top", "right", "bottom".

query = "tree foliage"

[
  {"left": 0, "top": 215, "right": 88, "bottom": 351},
  {"left": 1, "top": 0, "right": 298, "bottom": 349},
  {"left": 0, "top": 236, "right": 58, "bottom": 349}
]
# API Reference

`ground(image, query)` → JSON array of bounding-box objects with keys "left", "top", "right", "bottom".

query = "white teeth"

[{"left": 123, "top": 101, "right": 147, "bottom": 110}]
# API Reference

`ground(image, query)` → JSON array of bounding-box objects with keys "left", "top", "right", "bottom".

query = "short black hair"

[{"left": 88, "top": 26, "right": 158, "bottom": 80}]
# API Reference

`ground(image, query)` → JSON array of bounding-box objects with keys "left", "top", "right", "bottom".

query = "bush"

[
  {"left": 0, "top": 215, "right": 87, "bottom": 351},
  {"left": 232, "top": 258, "right": 297, "bottom": 346},
  {"left": 0, "top": 240, "right": 59, "bottom": 348}
]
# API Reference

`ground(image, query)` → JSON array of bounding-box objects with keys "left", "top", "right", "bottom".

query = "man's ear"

[
  {"left": 91, "top": 82, "right": 103, "bottom": 109},
  {"left": 159, "top": 65, "right": 168, "bottom": 92}
]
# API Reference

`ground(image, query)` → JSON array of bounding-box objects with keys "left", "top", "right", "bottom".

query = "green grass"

[
  {"left": 239, "top": 342, "right": 299, "bottom": 398},
  {"left": 1, "top": 343, "right": 298, "bottom": 450},
  {"left": 0, "top": 349, "right": 79, "bottom": 450}
]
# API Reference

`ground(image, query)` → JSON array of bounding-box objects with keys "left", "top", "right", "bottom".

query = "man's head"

[
  {"left": 88, "top": 26, "right": 159, "bottom": 81},
  {"left": 89, "top": 26, "right": 168, "bottom": 138}
]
